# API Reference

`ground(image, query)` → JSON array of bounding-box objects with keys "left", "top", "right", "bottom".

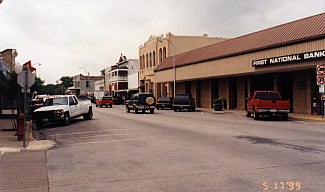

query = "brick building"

[{"left": 155, "top": 13, "right": 325, "bottom": 115}]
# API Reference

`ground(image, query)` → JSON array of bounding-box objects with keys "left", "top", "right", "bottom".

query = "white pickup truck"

[{"left": 32, "top": 95, "right": 93, "bottom": 129}]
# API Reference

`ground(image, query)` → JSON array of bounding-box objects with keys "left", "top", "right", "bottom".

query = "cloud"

[{"left": 0, "top": 0, "right": 324, "bottom": 84}]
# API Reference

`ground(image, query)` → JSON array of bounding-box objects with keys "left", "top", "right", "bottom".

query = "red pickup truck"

[
  {"left": 96, "top": 96, "right": 113, "bottom": 108},
  {"left": 246, "top": 91, "right": 290, "bottom": 120}
]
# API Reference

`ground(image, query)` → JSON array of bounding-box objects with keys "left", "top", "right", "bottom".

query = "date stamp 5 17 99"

[{"left": 262, "top": 181, "right": 302, "bottom": 191}]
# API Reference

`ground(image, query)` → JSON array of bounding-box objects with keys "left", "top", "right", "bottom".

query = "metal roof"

[{"left": 155, "top": 13, "right": 325, "bottom": 72}]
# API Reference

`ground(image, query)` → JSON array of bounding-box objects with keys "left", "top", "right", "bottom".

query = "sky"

[{"left": 0, "top": 0, "right": 324, "bottom": 84}]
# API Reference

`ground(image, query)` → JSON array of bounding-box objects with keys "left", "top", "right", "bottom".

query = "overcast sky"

[{"left": 0, "top": 0, "right": 324, "bottom": 84}]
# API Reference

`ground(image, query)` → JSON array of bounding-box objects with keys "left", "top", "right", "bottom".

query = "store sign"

[{"left": 252, "top": 49, "right": 325, "bottom": 67}]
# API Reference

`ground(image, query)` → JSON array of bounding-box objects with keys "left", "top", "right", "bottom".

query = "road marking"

[
  {"left": 295, "top": 121, "right": 309, "bottom": 125},
  {"left": 62, "top": 138, "right": 152, "bottom": 146},
  {"left": 46, "top": 129, "right": 130, "bottom": 137}
]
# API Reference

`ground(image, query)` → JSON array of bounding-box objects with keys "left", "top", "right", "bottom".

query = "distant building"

[
  {"left": 105, "top": 54, "right": 139, "bottom": 100},
  {"left": 69, "top": 74, "right": 104, "bottom": 96},
  {"left": 139, "top": 33, "right": 230, "bottom": 98}
]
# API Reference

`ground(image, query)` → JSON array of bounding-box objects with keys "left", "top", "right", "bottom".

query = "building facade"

[
  {"left": 139, "top": 33, "right": 229, "bottom": 98},
  {"left": 69, "top": 74, "right": 104, "bottom": 96},
  {"left": 155, "top": 13, "right": 325, "bottom": 115},
  {"left": 0, "top": 49, "right": 18, "bottom": 72},
  {"left": 104, "top": 54, "right": 139, "bottom": 100}
]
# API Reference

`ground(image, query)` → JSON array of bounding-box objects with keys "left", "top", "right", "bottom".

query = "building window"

[
  {"left": 146, "top": 53, "right": 149, "bottom": 68},
  {"left": 142, "top": 54, "right": 145, "bottom": 69},
  {"left": 159, "top": 48, "right": 162, "bottom": 64},
  {"left": 163, "top": 47, "right": 167, "bottom": 59},
  {"left": 139, "top": 56, "right": 142, "bottom": 70},
  {"left": 149, "top": 52, "right": 152, "bottom": 68},
  {"left": 153, "top": 51, "right": 156, "bottom": 67},
  {"left": 86, "top": 80, "right": 89, "bottom": 88}
]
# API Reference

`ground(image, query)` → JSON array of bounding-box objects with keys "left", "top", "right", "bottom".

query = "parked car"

[
  {"left": 113, "top": 97, "right": 124, "bottom": 105},
  {"left": 156, "top": 97, "right": 173, "bottom": 110},
  {"left": 32, "top": 95, "right": 93, "bottom": 129},
  {"left": 96, "top": 96, "right": 113, "bottom": 108},
  {"left": 246, "top": 91, "right": 290, "bottom": 120},
  {"left": 172, "top": 94, "right": 196, "bottom": 112},
  {"left": 126, "top": 93, "right": 155, "bottom": 114}
]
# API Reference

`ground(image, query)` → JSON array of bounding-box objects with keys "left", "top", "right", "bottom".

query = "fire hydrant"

[{"left": 17, "top": 113, "right": 25, "bottom": 141}]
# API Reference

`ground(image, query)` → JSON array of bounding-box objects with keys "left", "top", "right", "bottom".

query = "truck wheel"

[
  {"left": 63, "top": 113, "right": 70, "bottom": 126},
  {"left": 83, "top": 108, "right": 93, "bottom": 120},
  {"left": 126, "top": 107, "right": 130, "bottom": 113},
  {"left": 282, "top": 114, "right": 288, "bottom": 121},
  {"left": 150, "top": 109, "right": 154, "bottom": 114},
  {"left": 35, "top": 121, "right": 43, "bottom": 129},
  {"left": 109, "top": 104, "right": 112, "bottom": 108},
  {"left": 133, "top": 106, "right": 138, "bottom": 114},
  {"left": 246, "top": 111, "right": 251, "bottom": 117},
  {"left": 174, "top": 108, "right": 177, "bottom": 112},
  {"left": 253, "top": 110, "right": 259, "bottom": 120},
  {"left": 96, "top": 104, "right": 98, "bottom": 107}
]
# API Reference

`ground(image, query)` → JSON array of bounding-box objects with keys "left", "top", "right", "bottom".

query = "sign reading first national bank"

[{"left": 252, "top": 50, "right": 325, "bottom": 67}]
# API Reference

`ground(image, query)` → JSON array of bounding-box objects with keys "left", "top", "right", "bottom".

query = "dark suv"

[
  {"left": 126, "top": 93, "right": 155, "bottom": 114},
  {"left": 173, "top": 94, "right": 196, "bottom": 112}
]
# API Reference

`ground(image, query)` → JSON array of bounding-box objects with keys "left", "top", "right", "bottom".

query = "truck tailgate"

[{"left": 258, "top": 100, "right": 289, "bottom": 109}]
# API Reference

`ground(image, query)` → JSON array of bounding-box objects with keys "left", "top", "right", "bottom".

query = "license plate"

[
  {"left": 179, "top": 106, "right": 183, "bottom": 109},
  {"left": 161, "top": 104, "right": 165, "bottom": 106},
  {"left": 271, "top": 109, "right": 277, "bottom": 112},
  {"left": 43, "top": 118, "right": 48, "bottom": 123}
]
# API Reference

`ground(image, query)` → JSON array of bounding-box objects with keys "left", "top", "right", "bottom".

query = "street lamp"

[
  {"left": 79, "top": 67, "right": 90, "bottom": 93},
  {"left": 158, "top": 37, "right": 176, "bottom": 98}
]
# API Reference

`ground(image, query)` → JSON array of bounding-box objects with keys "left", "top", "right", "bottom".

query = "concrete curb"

[{"left": 25, "top": 140, "right": 56, "bottom": 151}]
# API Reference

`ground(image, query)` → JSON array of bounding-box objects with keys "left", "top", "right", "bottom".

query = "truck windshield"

[
  {"left": 44, "top": 98, "right": 68, "bottom": 106},
  {"left": 255, "top": 92, "right": 281, "bottom": 100}
]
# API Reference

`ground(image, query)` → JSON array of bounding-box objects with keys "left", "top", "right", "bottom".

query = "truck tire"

[
  {"left": 63, "top": 113, "right": 70, "bottom": 126},
  {"left": 126, "top": 107, "right": 130, "bottom": 113},
  {"left": 133, "top": 106, "right": 138, "bottom": 114},
  {"left": 253, "top": 110, "right": 259, "bottom": 120},
  {"left": 35, "top": 121, "right": 43, "bottom": 129},
  {"left": 150, "top": 109, "right": 154, "bottom": 114},
  {"left": 83, "top": 107, "right": 93, "bottom": 120},
  {"left": 282, "top": 114, "right": 288, "bottom": 121},
  {"left": 109, "top": 104, "right": 112, "bottom": 108},
  {"left": 145, "top": 97, "right": 155, "bottom": 105},
  {"left": 246, "top": 110, "right": 251, "bottom": 117}
]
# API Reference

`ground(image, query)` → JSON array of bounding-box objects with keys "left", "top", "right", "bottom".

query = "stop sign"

[{"left": 17, "top": 70, "right": 35, "bottom": 88}]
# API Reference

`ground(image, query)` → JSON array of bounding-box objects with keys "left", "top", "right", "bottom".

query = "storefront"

[{"left": 155, "top": 13, "right": 325, "bottom": 114}]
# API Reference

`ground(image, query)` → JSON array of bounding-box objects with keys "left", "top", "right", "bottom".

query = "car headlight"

[{"left": 54, "top": 109, "right": 64, "bottom": 114}]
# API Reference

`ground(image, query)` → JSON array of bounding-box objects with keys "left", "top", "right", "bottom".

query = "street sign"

[
  {"left": 316, "top": 64, "right": 325, "bottom": 74},
  {"left": 319, "top": 85, "right": 325, "bottom": 93},
  {"left": 316, "top": 75, "right": 325, "bottom": 85},
  {"left": 17, "top": 70, "right": 35, "bottom": 88}
]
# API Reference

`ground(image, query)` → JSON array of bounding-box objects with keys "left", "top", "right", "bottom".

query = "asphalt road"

[{"left": 40, "top": 105, "right": 325, "bottom": 192}]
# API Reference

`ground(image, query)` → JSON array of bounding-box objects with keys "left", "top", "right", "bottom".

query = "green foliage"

[{"left": 60, "top": 76, "right": 73, "bottom": 89}]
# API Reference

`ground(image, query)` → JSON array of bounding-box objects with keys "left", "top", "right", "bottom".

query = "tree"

[
  {"left": 60, "top": 76, "right": 73, "bottom": 90},
  {"left": 31, "top": 77, "right": 45, "bottom": 94}
]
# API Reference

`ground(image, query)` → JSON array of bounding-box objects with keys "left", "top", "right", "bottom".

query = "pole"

[
  {"left": 23, "top": 67, "right": 27, "bottom": 147},
  {"left": 87, "top": 72, "right": 90, "bottom": 93},
  {"left": 172, "top": 38, "right": 176, "bottom": 98}
]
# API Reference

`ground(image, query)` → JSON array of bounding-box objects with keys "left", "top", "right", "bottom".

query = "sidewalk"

[
  {"left": 197, "top": 108, "right": 325, "bottom": 121},
  {"left": 0, "top": 119, "right": 24, "bottom": 153},
  {"left": 0, "top": 119, "right": 56, "bottom": 154}
]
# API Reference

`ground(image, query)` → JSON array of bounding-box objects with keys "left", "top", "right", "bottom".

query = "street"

[{"left": 33, "top": 105, "right": 325, "bottom": 192}]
